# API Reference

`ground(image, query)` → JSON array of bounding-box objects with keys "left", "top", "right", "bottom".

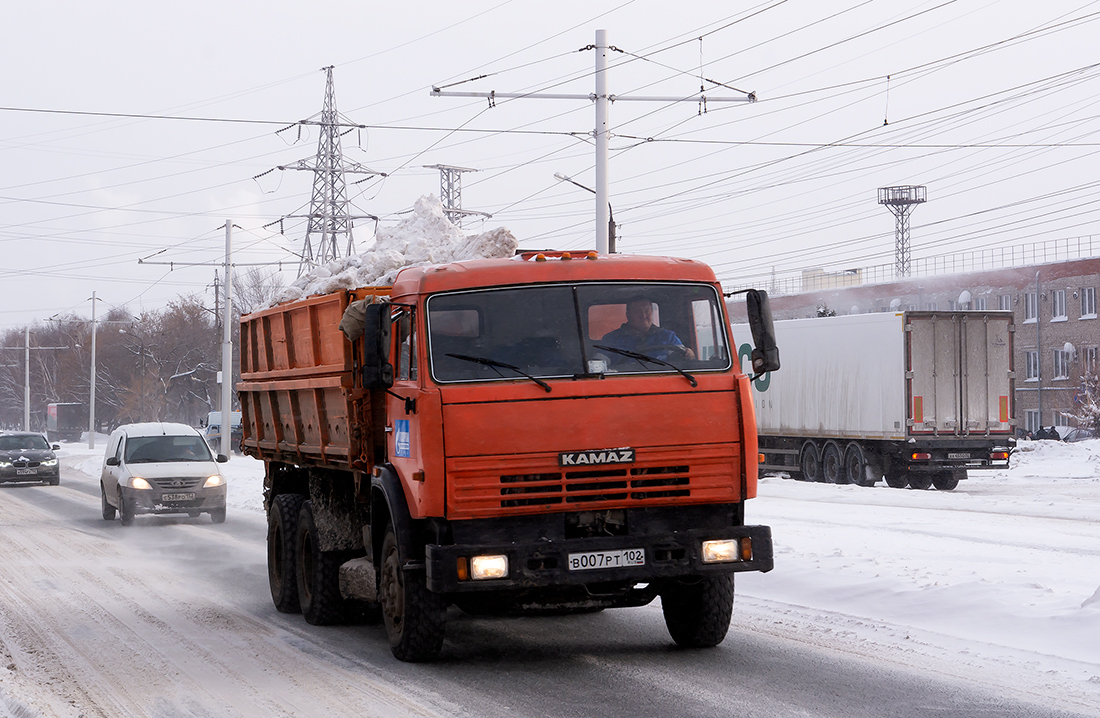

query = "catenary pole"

[
  {"left": 221, "top": 220, "right": 233, "bottom": 458},
  {"left": 88, "top": 291, "right": 97, "bottom": 449},
  {"left": 24, "top": 328, "right": 30, "bottom": 431}
]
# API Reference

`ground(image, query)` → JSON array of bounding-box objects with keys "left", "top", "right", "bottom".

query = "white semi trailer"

[{"left": 743, "top": 311, "right": 1015, "bottom": 490}]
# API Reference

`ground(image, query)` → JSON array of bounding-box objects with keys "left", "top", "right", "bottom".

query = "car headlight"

[
  {"left": 203, "top": 475, "right": 224, "bottom": 488},
  {"left": 0, "top": 460, "right": 11, "bottom": 468},
  {"left": 130, "top": 477, "right": 152, "bottom": 490},
  {"left": 41, "top": 458, "right": 58, "bottom": 467}
]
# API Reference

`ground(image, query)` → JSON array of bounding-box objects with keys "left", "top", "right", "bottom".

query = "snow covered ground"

[{"left": 38, "top": 435, "right": 1100, "bottom": 715}]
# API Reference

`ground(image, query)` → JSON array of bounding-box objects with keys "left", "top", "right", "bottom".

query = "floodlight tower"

[
  {"left": 877, "top": 185, "right": 927, "bottom": 277},
  {"left": 424, "top": 164, "right": 490, "bottom": 227}
]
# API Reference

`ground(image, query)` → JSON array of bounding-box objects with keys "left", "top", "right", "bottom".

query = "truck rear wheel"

[
  {"left": 844, "top": 443, "right": 874, "bottom": 486},
  {"left": 380, "top": 524, "right": 446, "bottom": 662},
  {"left": 661, "top": 575, "right": 734, "bottom": 648},
  {"left": 931, "top": 472, "right": 960, "bottom": 491},
  {"left": 268, "top": 493, "right": 305, "bottom": 614},
  {"left": 799, "top": 443, "right": 820, "bottom": 482},
  {"left": 908, "top": 473, "right": 933, "bottom": 490},
  {"left": 296, "top": 502, "right": 348, "bottom": 625},
  {"left": 821, "top": 442, "right": 844, "bottom": 484}
]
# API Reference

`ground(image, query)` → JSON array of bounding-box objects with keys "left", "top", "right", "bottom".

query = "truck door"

[
  {"left": 959, "top": 313, "right": 1014, "bottom": 436},
  {"left": 386, "top": 305, "right": 432, "bottom": 515},
  {"left": 907, "top": 313, "right": 962, "bottom": 435}
]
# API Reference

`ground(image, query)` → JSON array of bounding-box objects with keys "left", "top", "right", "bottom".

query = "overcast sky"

[{"left": 3, "top": 0, "right": 1099, "bottom": 331}]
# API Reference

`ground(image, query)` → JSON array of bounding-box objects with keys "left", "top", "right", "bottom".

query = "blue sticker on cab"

[{"left": 394, "top": 420, "right": 411, "bottom": 458}]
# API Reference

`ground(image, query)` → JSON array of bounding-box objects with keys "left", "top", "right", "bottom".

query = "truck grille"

[{"left": 447, "top": 446, "right": 738, "bottom": 519}]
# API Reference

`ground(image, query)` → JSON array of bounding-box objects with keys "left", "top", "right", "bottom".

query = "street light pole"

[{"left": 88, "top": 291, "right": 97, "bottom": 449}]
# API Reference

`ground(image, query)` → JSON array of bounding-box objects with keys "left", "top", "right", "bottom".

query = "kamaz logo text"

[{"left": 559, "top": 448, "right": 635, "bottom": 466}]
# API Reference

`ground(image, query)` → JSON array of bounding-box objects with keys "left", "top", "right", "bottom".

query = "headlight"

[
  {"left": 701, "top": 539, "right": 741, "bottom": 564},
  {"left": 130, "top": 477, "right": 152, "bottom": 490},
  {"left": 470, "top": 554, "right": 509, "bottom": 580},
  {"left": 0, "top": 461, "right": 10, "bottom": 468},
  {"left": 41, "top": 458, "right": 58, "bottom": 467},
  {"left": 203, "top": 475, "right": 224, "bottom": 488}
]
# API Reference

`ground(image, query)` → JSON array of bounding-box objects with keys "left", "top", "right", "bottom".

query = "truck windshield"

[{"left": 427, "top": 282, "right": 731, "bottom": 384}]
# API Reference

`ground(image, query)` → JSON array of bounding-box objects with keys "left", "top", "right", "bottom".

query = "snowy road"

[{"left": 0, "top": 442, "right": 1097, "bottom": 717}]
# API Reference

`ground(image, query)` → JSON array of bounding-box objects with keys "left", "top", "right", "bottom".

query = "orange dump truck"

[{"left": 239, "top": 252, "right": 779, "bottom": 662}]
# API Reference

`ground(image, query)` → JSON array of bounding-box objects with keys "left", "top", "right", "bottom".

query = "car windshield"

[
  {"left": 124, "top": 435, "right": 212, "bottom": 463},
  {"left": 0, "top": 435, "right": 50, "bottom": 451},
  {"left": 426, "top": 282, "right": 731, "bottom": 384}
]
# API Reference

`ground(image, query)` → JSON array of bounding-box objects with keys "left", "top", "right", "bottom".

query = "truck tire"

[
  {"left": 118, "top": 489, "right": 135, "bottom": 526},
  {"left": 798, "top": 443, "right": 820, "bottom": 482},
  {"left": 931, "top": 472, "right": 960, "bottom": 491},
  {"left": 843, "top": 443, "right": 873, "bottom": 486},
  {"left": 661, "top": 574, "right": 734, "bottom": 648},
  {"left": 101, "top": 483, "right": 115, "bottom": 520},
  {"left": 821, "top": 442, "right": 844, "bottom": 484},
  {"left": 908, "top": 473, "right": 933, "bottom": 490},
  {"left": 883, "top": 459, "right": 908, "bottom": 488},
  {"left": 380, "top": 524, "right": 446, "bottom": 662},
  {"left": 295, "top": 502, "right": 348, "bottom": 626},
  {"left": 268, "top": 493, "right": 305, "bottom": 614}
]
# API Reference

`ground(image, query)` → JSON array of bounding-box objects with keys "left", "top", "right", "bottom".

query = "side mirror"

[
  {"left": 51, "top": 444, "right": 61, "bottom": 451},
  {"left": 216, "top": 454, "right": 229, "bottom": 463},
  {"left": 745, "top": 289, "right": 780, "bottom": 375},
  {"left": 105, "top": 456, "right": 120, "bottom": 467},
  {"left": 363, "top": 302, "right": 394, "bottom": 389}
]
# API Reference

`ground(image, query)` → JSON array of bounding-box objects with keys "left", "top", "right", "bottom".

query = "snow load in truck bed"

[{"left": 268, "top": 194, "right": 518, "bottom": 307}]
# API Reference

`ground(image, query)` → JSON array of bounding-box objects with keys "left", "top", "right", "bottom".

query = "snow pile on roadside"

[{"left": 269, "top": 194, "right": 518, "bottom": 306}]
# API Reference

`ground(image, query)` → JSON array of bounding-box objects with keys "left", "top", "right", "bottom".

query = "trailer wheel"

[
  {"left": 908, "top": 473, "right": 933, "bottom": 490},
  {"left": 661, "top": 574, "right": 734, "bottom": 648},
  {"left": 931, "top": 472, "right": 960, "bottom": 491},
  {"left": 798, "top": 443, "right": 820, "bottom": 482},
  {"left": 380, "top": 524, "right": 446, "bottom": 662},
  {"left": 821, "top": 442, "right": 844, "bottom": 484},
  {"left": 295, "top": 501, "right": 347, "bottom": 625},
  {"left": 268, "top": 493, "right": 305, "bottom": 614},
  {"left": 844, "top": 443, "right": 874, "bottom": 486}
]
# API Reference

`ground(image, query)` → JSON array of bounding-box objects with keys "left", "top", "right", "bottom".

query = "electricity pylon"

[
  {"left": 877, "top": 185, "right": 927, "bottom": 278},
  {"left": 279, "top": 66, "right": 383, "bottom": 276}
]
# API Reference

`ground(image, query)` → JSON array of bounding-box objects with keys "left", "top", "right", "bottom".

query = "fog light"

[
  {"left": 470, "top": 554, "right": 508, "bottom": 580},
  {"left": 131, "top": 477, "right": 152, "bottom": 490},
  {"left": 203, "top": 475, "right": 224, "bottom": 488},
  {"left": 702, "top": 539, "right": 740, "bottom": 564}
]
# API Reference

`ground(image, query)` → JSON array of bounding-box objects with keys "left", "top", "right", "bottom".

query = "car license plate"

[
  {"left": 567, "top": 548, "right": 645, "bottom": 571},
  {"left": 947, "top": 452, "right": 971, "bottom": 459},
  {"left": 16, "top": 468, "right": 37, "bottom": 475},
  {"left": 161, "top": 492, "right": 196, "bottom": 502}
]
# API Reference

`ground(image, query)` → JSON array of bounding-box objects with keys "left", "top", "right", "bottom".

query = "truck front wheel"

[
  {"left": 660, "top": 574, "right": 734, "bottom": 648},
  {"left": 380, "top": 524, "right": 446, "bottom": 662},
  {"left": 296, "top": 502, "right": 348, "bottom": 625},
  {"left": 268, "top": 493, "right": 305, "bottom": 614}
]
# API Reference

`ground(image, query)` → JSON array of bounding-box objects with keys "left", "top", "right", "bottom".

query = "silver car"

[{"left": 100, "top": 422, "right": 228, "bottom": 525}]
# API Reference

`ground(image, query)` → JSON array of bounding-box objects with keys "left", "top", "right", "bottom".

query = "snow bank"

[{"left": 269, "top": 194, "right": 518, "bottom": 306}]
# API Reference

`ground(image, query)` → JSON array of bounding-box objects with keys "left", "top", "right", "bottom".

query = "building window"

[
  {"left": 1085, "top": 346, "right": 1099, "bottom": 376},
  {"left": 1026, "top": 350, "right": 1039, "bottom": 380},
  {"left": 1024, "top": 292, "right": 1037, "bottom": 322},
  {"left": 1053, "top": 349, "right": 1070, "bottom": 380},
  {"left": 1051, "top": 289, "right": 1067, "bottom": 320},
  {"left": 927, "top": 301, "right": 938, "bottom": 310},
  {"left": 999, "top": 294, "right": 1012, "bottom": 311},
  {"left": 1082, "top": 287, "right": 1096, "bottom": 318},
  {"left": 1025, "top": 410, "right": 1040, "bottom": 433},
  {"left": 1053, "top": 412, "right": 1071, "bottom": 428},
  {"left": 974, "top": 296, "right": 987, "bottom": 310}
]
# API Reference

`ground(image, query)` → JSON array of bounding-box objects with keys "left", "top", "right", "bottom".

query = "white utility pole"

[
  {"left": 24, "top": 328, "right": 30, "bottom": 431},
  {"left": 88, "top": 291, "right": 97, "bottom": 449},
  {"left": 220, "top": 220, "right": 233, "bottom": 458},
  {"left": 431, "top": 29, "right": 754, "bottom": 254}
]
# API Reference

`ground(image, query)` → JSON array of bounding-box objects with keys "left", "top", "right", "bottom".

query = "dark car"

[{"left": 0, "top": 432, "right": 61, "bottom": 485}]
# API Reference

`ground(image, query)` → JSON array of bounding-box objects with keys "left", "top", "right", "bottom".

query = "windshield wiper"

[
  {"left": 592, "top": 345, "right": 697, "bottom": 388},
  {"left": 445, "top": 353, "right": 552, "bottom": 392}
]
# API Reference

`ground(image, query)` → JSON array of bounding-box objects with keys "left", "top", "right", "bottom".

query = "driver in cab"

[{"left": 599, "top": 296, "right": 696, "bottom": 362}]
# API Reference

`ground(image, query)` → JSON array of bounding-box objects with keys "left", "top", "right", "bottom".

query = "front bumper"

[
  {"left": 426, "top": 524, "right": 773, "bottom": 593},
  {"left": 122, "top": 485, "right": 226, "bottom": 515},
  {"left": 0, "top": 466, "right": 59, "bottom": 483}
]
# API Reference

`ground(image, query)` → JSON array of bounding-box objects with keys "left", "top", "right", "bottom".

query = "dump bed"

[{"left": 237, "top": 287, "right": 390, "bottom": 469}]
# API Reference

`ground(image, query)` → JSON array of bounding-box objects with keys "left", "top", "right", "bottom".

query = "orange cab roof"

[{"left": 391, "top": 253, "right": 718, "bottom": 297}]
